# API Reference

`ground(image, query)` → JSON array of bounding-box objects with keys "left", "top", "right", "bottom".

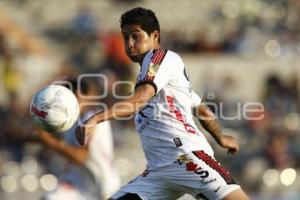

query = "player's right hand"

[
  {"left": 219, "top": 135, "right": 239, "bottom": 155},
  {"left": 29, "top": 127, "right": 47, "bottom": 142}
]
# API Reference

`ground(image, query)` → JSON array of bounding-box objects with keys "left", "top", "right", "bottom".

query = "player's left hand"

[{"left": 219, "top": 135, "right": 239, "bottom": 155}]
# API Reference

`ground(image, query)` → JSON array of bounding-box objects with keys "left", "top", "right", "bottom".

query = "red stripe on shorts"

[{"left": 193, "top": 150, "right": 236, "bottom": 184}]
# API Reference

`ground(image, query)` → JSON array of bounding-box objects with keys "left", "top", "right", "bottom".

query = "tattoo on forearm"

[{"left": 199, "top": 117, "right": 222, "bottom": 145}]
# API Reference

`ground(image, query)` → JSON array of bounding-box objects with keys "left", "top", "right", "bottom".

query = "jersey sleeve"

[
  {"left": 135, "top": 49, "right": 181, "bottom": 94},
  {"left": 191, "top": 90, "right": 201, "bottom": 108}
]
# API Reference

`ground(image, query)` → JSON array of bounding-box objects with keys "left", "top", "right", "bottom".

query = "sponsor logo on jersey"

[
  {"left": 137, "top": 121, "right": 150, "bottom": 133},
  {"left": 201, "top": 178, "right": 216, "bottom": 186},
  {"left": 186, "top": 161, "right": 199, "bottom": 171},
  {"left": 166, "top": 96, "right": 196, "bottom": 134},
  {"left": 183, "top": 161, "right": 211, "bottom": 181}
]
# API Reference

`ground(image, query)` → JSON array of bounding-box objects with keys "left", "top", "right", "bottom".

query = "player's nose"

[{"left": 127, "top": 37, "right": 135, "bottom": 49}]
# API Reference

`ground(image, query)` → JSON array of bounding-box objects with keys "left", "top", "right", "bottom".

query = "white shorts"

[{"left": 111, "top": 150, "right": 240, "bottom": 200}]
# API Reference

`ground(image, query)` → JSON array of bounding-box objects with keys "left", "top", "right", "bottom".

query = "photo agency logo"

[
  {"left": 52, "top": 75, "right": 265, "bottom": 126},
  {"left": 195, "top": 92, "right": 265, "bottom": 121}
]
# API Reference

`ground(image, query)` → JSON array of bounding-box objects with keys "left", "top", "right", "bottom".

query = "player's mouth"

[
  {"left": 127, "top": 51, "right": 139, "bottom": 57},
  {"left": 128, "top": 54, "right": 139, "bottom": 62},
  {"left": 127, "top": 51, "right": 138, "bottom": 56}
]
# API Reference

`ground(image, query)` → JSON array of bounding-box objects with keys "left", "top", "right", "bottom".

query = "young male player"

[{"left": 76, "top": 7, "right": 250, "bottom": 200}]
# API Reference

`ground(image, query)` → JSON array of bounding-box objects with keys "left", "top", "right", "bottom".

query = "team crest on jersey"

[
  {"left": 147, "top": 63, "right": 160, "bottom": 77},
  {"left": 134, "top": 49, "right": 167, "bottom": 91}
]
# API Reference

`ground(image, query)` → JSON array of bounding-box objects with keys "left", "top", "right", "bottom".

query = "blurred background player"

[{"left": 33, "top": 78, "right": 120, "bottom": 200}]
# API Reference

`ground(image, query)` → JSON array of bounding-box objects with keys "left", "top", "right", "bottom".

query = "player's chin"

[{"left": 128, "top": 55, "right": 140, "bottom": 63}]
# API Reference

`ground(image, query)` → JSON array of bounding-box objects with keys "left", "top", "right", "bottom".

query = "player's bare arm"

[
  {"left": 195, "top": 103, "right": 239, "bottom": 155},
  {"left": 76, "top": 84, "right": 155, "bottom": 146},
  {"left": 35, "top": 129, "right": 89, "bottom": 165}
]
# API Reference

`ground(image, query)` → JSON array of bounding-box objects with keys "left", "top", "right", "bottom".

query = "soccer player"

[
  {"left": 34, "top": 79, "right": 120, "bottom": 200},
  {"left": 76, "top": 7, "right": 250, "bottom": 200}
]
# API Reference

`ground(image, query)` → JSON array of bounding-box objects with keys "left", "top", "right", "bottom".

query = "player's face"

[{"left": 122, "top": 24, "right": 159, "bottom": 63}]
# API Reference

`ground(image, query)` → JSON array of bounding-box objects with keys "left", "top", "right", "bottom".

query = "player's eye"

[
  {"left": 123, "top": 35, "right": 129, "bottom": 41},
  {"left": 132, "top": 33, "right": 141, "bottom": 40}
]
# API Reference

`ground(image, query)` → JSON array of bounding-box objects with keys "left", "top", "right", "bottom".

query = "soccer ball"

[{"left": 30, "top": 84, "right": 80, "bottom": 133}]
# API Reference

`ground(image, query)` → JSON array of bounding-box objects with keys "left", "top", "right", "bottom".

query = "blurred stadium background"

[{"left": 0, "top": 0, "right": 300, "bottom": 199}]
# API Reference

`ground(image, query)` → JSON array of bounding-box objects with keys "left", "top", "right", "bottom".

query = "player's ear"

[{"left": 152, "top": 30, "right": 159, "bottom": 42}]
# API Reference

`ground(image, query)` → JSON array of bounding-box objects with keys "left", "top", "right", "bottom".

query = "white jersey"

[
  {"left": 134, "top": 49, "right": 214, "bottom": 169},
  {"left": 85, "top": 117, "right": 121, "bottom": 199},
  {"left": 58, "top": 111, "right": 120, "bottom": 199}
]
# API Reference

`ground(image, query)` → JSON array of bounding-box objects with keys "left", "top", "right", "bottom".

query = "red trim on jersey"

[
  {"left": 151, "top": 49, "right": 167, "bottom": 65},
  {"left": 144, "top": 75, "right": 154, "bottom": 82},
  {"left": 193, "top": 151, "right": 236, "bottom": 184}
]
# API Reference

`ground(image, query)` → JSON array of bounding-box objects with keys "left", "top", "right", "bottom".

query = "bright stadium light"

[
  {"left": 265, "top": 40, "right": 281, "bottom": 58},
  {"left": 270, "top": 2, "right": 286, "bottom": 19},
  {"left": 21, "top": 157, "right": 39, "bottom": 174},
  {"left": 222, "top": 1, "right": 239, "bottom": 19},
  {"left": 1, "top": 176, "right": 17, "bottom": 193},
  {"left": 21, "top": 175, "right": 39, "bottom": 192},
  {"left": 40, "top": 174, "right": 58, "bottom": 191},
  {"left": 2, "top": 161, "right": 22, "bottom": 178},
  {"left": 262, "top": 169, "right": 279, "bottom": 186},
  {"left": 284, "top": 113, "right": 300, "bottom": 131},
  {"left": 280, "top": 168, "right": 296, "bottom": 186}
]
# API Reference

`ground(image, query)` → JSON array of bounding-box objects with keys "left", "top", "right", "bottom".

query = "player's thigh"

[
  {"left": 222, "top": 188, "right": 250, "bottom": 200},
  {"left": 170, "top": 151, "right": 241, "bottom": 200},
  {"left": 110, "top": 174, "right": 183, "bottom": 200}
]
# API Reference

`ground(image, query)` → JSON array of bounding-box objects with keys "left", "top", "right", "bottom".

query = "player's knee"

[{"left": 109, "top": 193, "right": 142, "bottom": 200}]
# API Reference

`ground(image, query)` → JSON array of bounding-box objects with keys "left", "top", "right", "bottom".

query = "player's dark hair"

[{"left": 120, "top": 7, "right": 160, "bottom": 43}]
